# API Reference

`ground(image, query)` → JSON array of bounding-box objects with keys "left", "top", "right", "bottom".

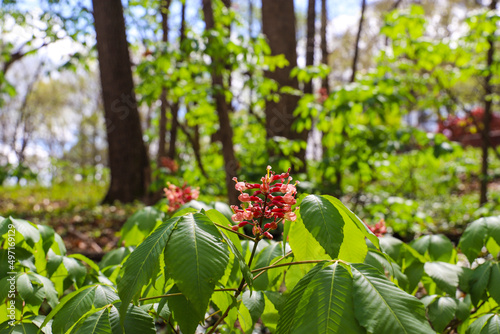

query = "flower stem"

[
  {"left": 207, "top": 193, "right": 270, "bottom": 334},
  {"left": 213, "top": 222, "right": 256, "bottom": 240}
]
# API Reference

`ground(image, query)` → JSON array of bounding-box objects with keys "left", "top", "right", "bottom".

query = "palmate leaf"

[
  {"left": 411, "top": 234, "right": 454, "bottom": 262},
  {"left": 459, "top": 216, "right": 500, "bottom": 263},
  {"left": 467, "top": 314, "right": 500, "bottom": 334},
  {"left": 288, "top": 211, "right": 330, "bottom": 262},
  {"left": 69, "top": 307, "right": 111, "bottom": 334},
  {"left": 41, "top": 284, "right": 118, "bottom": 334},
  {"left": 351, "top": 263, "right": 434, "bottom": 334},
  {"left": 299, "top": 195, "right": 345, "bottom": 259},
  {"left": 109, "top": 302, "right": 156, "bottom": 334},
  {"left": 0, "top": 322, "right": 39, "bottom": 334},
  {"left": 424, "top": 262, "right": 469, "bottom": 296},
  {"left": 277, "top": 262, "right": 364, "bottom": 334},
  {"left": 470, "top": 262, "right": 492, "bottom": 306},
  {"left": 242, "top": 290, "right": 265, "bottom": 325},
  {"left": 323, "top": 195, "right": 380, "bottom": 249},
  {"left": 9, "top": 217, "right": 40, "bottom": 248},
  {"left": 167, "top": 285, "right": 204, "bottom": 334},
  {"left": 119, "top": 206, "right": 164, "bottom": 247},
  {"left": 164, "top": 213, "right": 229, "bottom": 317},
  {"left": 205, "top": 209, "right": 253, "bottom": 288},
  {"left": 488, "top": 262, "right": 500, "bottom": 305},
  {"left": 252, "top": 242, "right": 283, "bottom": 290},
  {"left": 427, "top": 296, "right": 458, "bottom": 333},
  {"left": 118, "top": 216, "right": 180, "bottom": 316}
]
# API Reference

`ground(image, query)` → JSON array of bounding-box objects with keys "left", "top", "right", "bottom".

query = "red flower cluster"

[
  {"left": 231, "top": 166, "right": 298, "bottom": 239},
  {"left": 164, "top": 182, "right": 200, "bottom": 212},
  {"left": 160, "top": 157, "right": 179, "bottom": 172},
  {"left": 437, "top": 107, "right": 500, "bottom": 146},
  {"left": 367, "top": 218, "right": 387, "bottom": 237}
]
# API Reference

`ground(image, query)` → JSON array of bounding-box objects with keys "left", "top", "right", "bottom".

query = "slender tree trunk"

[
  {"left": 167, "top": 1, "right": 185, "bottom": 160},
  {"left": 480, "top": 0, "right": 497, "bottom": 206},
  {"left": 320, "top": 0, "right": 329, "bottom": 93},
  {"left": 92, "top": 0, "right": 150, "bottom": 203},
  {"left": 157, "top": 0, "right": 172, "bottom": 165},
  {"left": 261, "top": 0, "right": 306, "bottom": 171},
  {"left": 202, "top": 0, "right": 239, "bottom": 205},
  {"left": 351, "top": 0, "right": 366, "bottom": 83},
  {"left": 304, "top": 0, "right": 316, "bottom": 95},
  {"left": 319, "top": 0, "right": 330, "bottom": 161}
]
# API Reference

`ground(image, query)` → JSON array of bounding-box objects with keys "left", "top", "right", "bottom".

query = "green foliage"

[{"left": 1, "top": 190, "right": 500, "bottom": 333}]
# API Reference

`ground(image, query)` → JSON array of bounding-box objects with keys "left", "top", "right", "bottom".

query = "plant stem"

[
  {"left": 251, "top": 259, "right": 331, "bottom": 273},
  {"left": 207, "top": 193, "right": 270, "bottom": 334},
  {"left": 138, "top": 288, "right": 238, "bottom": 302},
  {"left": 214, "top": 222, "right": 255, "bottom": 240}
]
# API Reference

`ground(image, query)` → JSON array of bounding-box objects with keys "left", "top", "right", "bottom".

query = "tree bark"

[
  {"left": 157, "top": 0, "right": 171, "bottom": 165},
  {"left": 92, "top": 0, "right": 150, "bottom": 203},
  {"left": 202, "top": 0, "right": 239, "bottom": 205},
  {"left": 480, "top": 0, "right": 497, "bottom": 206},
  {"left": 320, "top": 0, "right": 329, "bottom": 93},
  {"left": 261, "top": 0, "right": 306, "bottom": 171},
  {"left": 167, "top": 1, "right": 186, "bottom": 160},
  {"left": 351, "top": 0, "right": 366, "bottom": 83},
  {"left": 304, "top": 0, "right": 316, "bottom": 95}
]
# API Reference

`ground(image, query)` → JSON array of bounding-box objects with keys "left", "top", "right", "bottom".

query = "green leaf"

[
  {"left": 168, "top": 285, "right": 204, "bottom": 334},
  {"left": 459, "top": 216, "right": 500, "bottom": 263},
  {"left": 109, "top": 303, "right": 156, "bottom": 334},
  {"left": 469, "top": 262, "right": 492, "bottom": 306},
  {"left": 424, "top": 262, "right": 467, "bottom": 296},
  {"left": 17, "top": 273, "right": 44, "bottom": 308},
  {"left": 242, "top": 290, "right": 265, "bottom": 325},
  {"left": 205, "top": 209, "right": 253, "bottom": 288},
  {"left": 288, "top": 211, "right": 330, "bottom": 262},
  {"left": 351, "top": 263, "right": 434, "bottom": 334},
  {"left": 379, "top": 235, "right": 405, "bottom": 262},
  {"left": 118, "top": 216, "right": 180, "bottom": 315},
  {"left": 63, "top": 256, "right": 87, "bottom": 287},
  {"left": 119, "top": 207, "right": 164, "bottom": 246},
  {"left": 488, "top": 262, "right": 500, "bottom": 305},
  {"left": 164, "top": 213, "right": 229, "bottom": 317},
  {"left": 9, "top": 218, "right": 40, "bottom": 248},
  {"left": 70, "top": 307, "right": 111, "bottom": 334},
  {"left": 466, "top": 314, "right": 499, "bottom": 334},
  {"left": 481, "top": 315, "right": 500, "bottom": 334},
  {"left": 69, "top": 253, "right": 100, "bottom": 273},
  {"left": 276, "top": 263, "right": 324, "bottom": 333},
  {"left": 427, "top": 296, "right": 458, "bottom": 333},
  {"left": 411, "top": 235, "right": 454, "bottom": 262},
  {"left": 43, "top": 284, "right": 118, "bottom": 334},
  {"left": 323, "top": 195, "right": 380, "bottom": 249},
  {"left": 364, "top": 249, "right": 408, "bottom": 288},
  {"left": 299, "top": 195, "right": 344, "bottom": 259},
  {"left": 252, "top": 242, "right": 282, "bottom": 290},
  {"left": 278, "top": 262, "right": 364, "bottom": 333},
  {"left": 99, "top": 247, "right": 134, "bottom": 269},
  {"left": 0, "top": 322, "right": 40, "bottom": 334}
]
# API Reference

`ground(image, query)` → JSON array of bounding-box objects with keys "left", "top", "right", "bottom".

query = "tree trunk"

[
  {"left": 351, "top": 0, "right": 366, "bottom": 83},
  {"left": 261, "top": 0, "right": 306, "bottom": 171},
  {"left": 480, "top": 0, "right": 497, "bottom": 206},
  {"left": 157, "top": 0, "right": 172, "bottom": 165},
  {"left": 304, "top": 0, "right": 316, "bottom": 95},
  {"left": 92, "top": 0, "right": 150, "bottom": 203},
  {"left": 320, "top": 0, "right": 329, "bottom": 93},
  {"left": 167, "top": 1, "right": 185, "bottom": 160},
  {"left": 202, "top": 0, "right": 239, "bottom": 205}
]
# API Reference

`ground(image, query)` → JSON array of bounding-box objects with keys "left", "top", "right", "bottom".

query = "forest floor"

[{"left": 0, "top": 182, "right": 142, "bottom": 260}]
